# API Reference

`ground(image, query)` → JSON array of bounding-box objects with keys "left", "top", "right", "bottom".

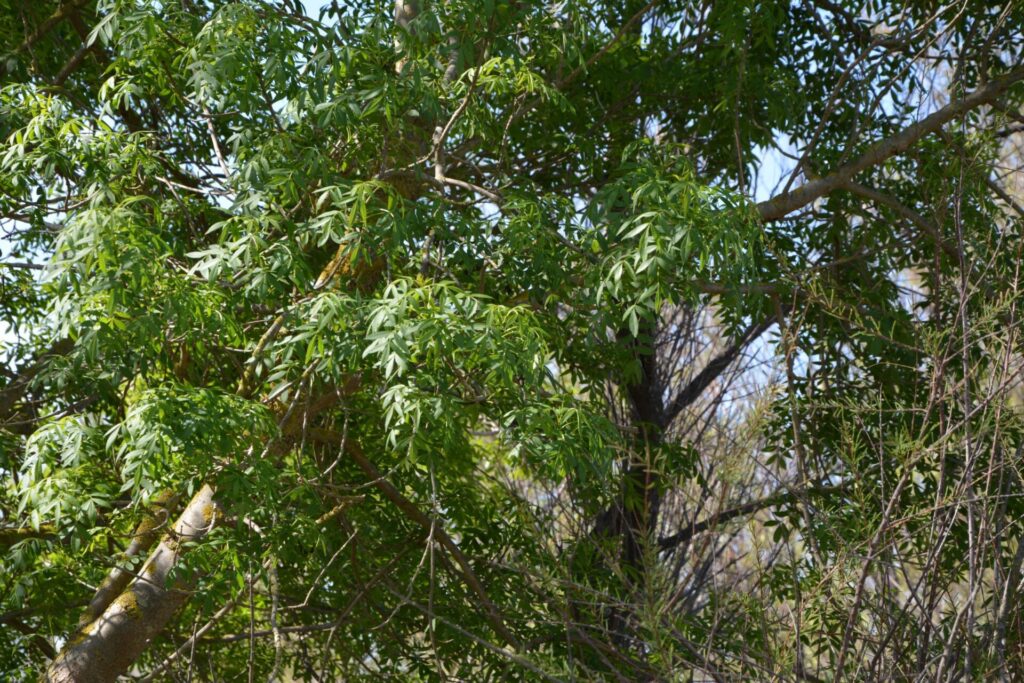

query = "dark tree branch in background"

[
  {"left": 0, "top": 525, "right": 57, "bottom": 549},
  {"left": 7, "top": 618, "right": 56, "bottom": 660},
  {"left": 842, "top": 180, "right": 959, "bottom": 261},
  {"left": 810, "top": 0, "right": 911, "bottom": 51},
  {"left": 3, "top": 0, "right": 91, "bottom": 66},
  {"left": 663, "top": 316, "right": 776, "bottom": 427},
  {"left": 658, "top": 480, "right": 849, "bottom": 551},
  {"left": 554, "top": 0, "right": 661, "bottom": 89},
  {"left": 0, "top": 261, "right": 45, "bottom": 270},
  {"left": 0, "top": 339, "right": 73, "bottom": 422}
]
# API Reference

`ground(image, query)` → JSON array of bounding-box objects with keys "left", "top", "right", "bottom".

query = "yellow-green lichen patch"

[
  {"left": 111, "top": 590, "right": 142, "bottom": 619},
  {"left": 134, "top": 517, "right": 158, "bottom": 537},
  {"left": 65, "top": 623, "right": 96, "bottom": 649},
  {"left": 200, "top": 501, "right": 218, "bottom": 526}
]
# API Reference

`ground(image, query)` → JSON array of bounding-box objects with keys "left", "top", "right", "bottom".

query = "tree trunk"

[{"left": 44, "top": 485, "right": 217, "bottom": 683}]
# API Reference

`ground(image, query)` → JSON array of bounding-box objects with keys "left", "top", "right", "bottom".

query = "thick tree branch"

[
  {"left": 77, "top": 491, "right": 180, "bottom": 628},
  {"left": 45, "top": 485, "right": 218, "bottom": 683}
]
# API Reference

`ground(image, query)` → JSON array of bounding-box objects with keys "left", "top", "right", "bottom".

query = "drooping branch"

[
  {"left": 7, "top": 617, "right": 57, "bottom": 659},
  {"left": 308, "top": 426, "right": 521, "bottom": 650},
  {"left": 756, "top": 64, "right": 1024, "bottom": 223}
]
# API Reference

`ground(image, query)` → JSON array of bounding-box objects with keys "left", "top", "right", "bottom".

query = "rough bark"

[{"left": 44, "top": 485, "right": 217, "bottom": 683}]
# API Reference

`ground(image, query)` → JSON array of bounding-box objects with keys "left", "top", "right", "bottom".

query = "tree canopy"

[{"left": 2, "top": 0, "right": 1024, "bottom": 680}]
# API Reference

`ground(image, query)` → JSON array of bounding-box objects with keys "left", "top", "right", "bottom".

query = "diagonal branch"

[
  {"left": 554, "top": 0, "right": 660, "bottom": 89},
  {"left": 756, "top": 64, "right": 1024, "bottom": 222},
  {"left": 7, "top": 617, "right": 57, "bottom": 659},
  {"left": 663, "top": 315, "right": 776, "bottom": 427},
  {"left": 501, "top": 0, "right": 662, "bottom": 135},
  {"left": 77, "top": 492, "right": 181, "bottom": 628},
  {"left": 658, "top": 480, "right": 849, "bottom": 551},
  {"left": 4, "top": 0, "right": 92, "bottom": 66},
  {"left": 46, "top": 485, "right": 219, "bottom": 683},
  {"left": 842, "top": 180, "right": 959, "bottom": 261}
]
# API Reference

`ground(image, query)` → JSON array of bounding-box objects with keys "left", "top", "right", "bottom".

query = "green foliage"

[{"left": 1, "top": 0, "right": 1024, "bottom": 680}]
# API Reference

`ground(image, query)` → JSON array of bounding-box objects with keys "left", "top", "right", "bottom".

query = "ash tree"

[{"left": 2, "top": 0, "right": 1024, "bottom": 680}]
